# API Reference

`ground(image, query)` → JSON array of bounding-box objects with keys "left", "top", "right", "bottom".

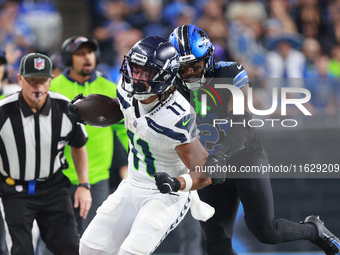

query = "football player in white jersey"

[{"left": 76, "top": 36, "right": 214, "bottom": 255}]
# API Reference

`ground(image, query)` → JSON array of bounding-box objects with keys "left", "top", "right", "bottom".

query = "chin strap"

[
  {"left": 185, "top": 77, "right": 206, "bottom": 90},
  {"left": 128, "top": 82, "right": 147, "bottom": 98}
]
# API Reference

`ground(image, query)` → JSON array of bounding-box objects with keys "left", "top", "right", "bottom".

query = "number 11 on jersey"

[{"left": 127, "top": 129, "right": 157, "bottom": 177}]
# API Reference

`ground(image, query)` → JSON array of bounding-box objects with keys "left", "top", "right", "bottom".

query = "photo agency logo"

[
  {"left": 193, "top": 83, "right": 223, "bottom": 114},
  {"left": 196, "top": 81, "right": 312, "bottom": 128}
]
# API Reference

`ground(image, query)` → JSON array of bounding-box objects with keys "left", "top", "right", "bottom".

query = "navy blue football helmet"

[
  {"left": 120, "top": 36, "right": 180, "bottom": 100},
  {"left": 169, "top": 25, "right": 214, "bottom": 90}
]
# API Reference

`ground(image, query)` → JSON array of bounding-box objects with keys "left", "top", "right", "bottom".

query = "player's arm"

[
  {"left": 215, "top": 83, "right": 251, "bottom": 159},
  {"left": 175, "top": 139, "right": 212, "bottom": 190},
  {"left": 205, "top": 63, "right": 251, "bottom": 180},
  {"left": 154, "top": 139, "right": 212, "bottom": 194},
  {"left": 70, "top": 145, "right": 92, "bottom": 219}
]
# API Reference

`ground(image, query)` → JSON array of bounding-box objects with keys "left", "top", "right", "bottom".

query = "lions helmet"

[
  {"left": 169, "top": 25, "right": 214, "bottom": 90},
  {"left": 120, "top": 36, "right": 180, "bottom": 100}
]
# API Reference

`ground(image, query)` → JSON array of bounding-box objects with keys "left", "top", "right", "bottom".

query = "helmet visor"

[{"left": 178, "top": 59, "right": 205, "bottom": 81}]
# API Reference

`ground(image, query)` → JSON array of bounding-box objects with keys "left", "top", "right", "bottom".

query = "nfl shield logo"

[
  {"left": 34, "top": 58, "right": 45, "bottom": 70},
  {"left": 15, "top": 185, "right": 23, "bottom": 192},
  {"left": 57, "top": 140, "right": 66, "bottom": 150}
]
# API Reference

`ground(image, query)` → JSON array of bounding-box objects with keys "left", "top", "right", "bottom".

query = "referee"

[
  {"left": 0, "top": 51, "right": 9, "bottom": 255},
  {"left": 0, "top": 53, "right": 92, "bottom": 255}
]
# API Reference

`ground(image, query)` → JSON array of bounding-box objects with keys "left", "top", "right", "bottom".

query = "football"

[{"left": 73, "top": 94, "right": 123, "bottom": 127}]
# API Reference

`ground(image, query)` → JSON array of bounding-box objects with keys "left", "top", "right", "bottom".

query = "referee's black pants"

[
  {"left": 0, "top": 172, "right": 79, "bottom": 255},
  {"left": 0, "top": 209, "right": 8, "bottom": 255},
  {"left": 198, "top": 148, "right": 315, "bottom": 255}
]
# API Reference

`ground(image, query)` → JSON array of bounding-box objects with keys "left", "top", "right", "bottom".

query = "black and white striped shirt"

[{"left": 0, "top": 91, "right": 88, "bottom": 181}]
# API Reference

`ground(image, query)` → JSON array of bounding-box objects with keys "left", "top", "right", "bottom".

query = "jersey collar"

[{"left": 19, "top": 91, "right": 51, "bottom": 117}]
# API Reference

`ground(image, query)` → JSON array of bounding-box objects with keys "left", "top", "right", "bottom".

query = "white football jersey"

[{"left": 117, "top": 79, "right": 198, "bottom": 189}]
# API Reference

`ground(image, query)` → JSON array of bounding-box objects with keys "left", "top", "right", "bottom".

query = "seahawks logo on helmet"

[{"left": 120, "top": 36, "right": 180, "bottom": 100}]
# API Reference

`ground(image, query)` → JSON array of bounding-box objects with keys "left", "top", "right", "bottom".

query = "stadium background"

[{"left": 1, "top": 0, "right": 340, "bottom": 254}]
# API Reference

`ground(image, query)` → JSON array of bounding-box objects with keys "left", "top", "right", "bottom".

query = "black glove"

[
  {"left": 154, "top": 172, "right": 181, "bottom": 194},
  {"left": 68, "top": 93, "right": 86, "bottom": 124},
  {"left": 205, "top": 154, "right": 227, "bottom": 185}
]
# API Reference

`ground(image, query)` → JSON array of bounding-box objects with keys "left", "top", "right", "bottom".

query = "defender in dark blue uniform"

[{"left": 169, "top": 24, "right": 340, "bottom": 255}]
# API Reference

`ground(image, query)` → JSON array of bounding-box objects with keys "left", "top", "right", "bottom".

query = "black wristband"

[{"left": 78, "top": 182, "right": 91, "bottom": 190}]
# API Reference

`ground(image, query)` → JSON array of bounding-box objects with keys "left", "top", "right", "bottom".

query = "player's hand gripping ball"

[{"left": 68, "top": 93, "right": 123, "bottom": 127}]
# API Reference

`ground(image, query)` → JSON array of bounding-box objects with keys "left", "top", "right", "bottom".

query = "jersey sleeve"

[
  {"left": 110, "top": 79, "right": 129, "bottom": 151},
  {"left": 230, "top": 62, "right": 249, "bottom": 89},
  {"left": 144, "top": 110, "right": 198, "bottom": 150},
  {"left": 166, "top": 111, "right": 198, "bottom": 150},
  {"left": 214, "top": 61, "right": 249, "bottom": 89},
  {"left": 162, "top": 93, "right": 198, "bottom": 149},
  {"left": 175, "top": 111, "right": 198, "bottom": 145},
  {"left": 112, "top": 120, "right": 129, "bottom": 151},
  {"left": 68, "top": 122, "right": 88, "bottom": 148},
  {"left": 116, "top": 78, "right": 132, "bottom": 111}
]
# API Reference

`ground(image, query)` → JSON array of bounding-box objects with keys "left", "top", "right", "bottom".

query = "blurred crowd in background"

[{"left": 1, "top": 0, "right": 340, "bottom": 121}]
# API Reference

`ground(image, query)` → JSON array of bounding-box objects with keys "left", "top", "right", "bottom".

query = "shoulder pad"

[
  {"left": 215, "top": 61, "right": 235, "bottom": 69},
  {"left": 174, "top": 113, "right": 195, "bottom": 133},
  {"left": 212, "top": 61, "right": 249, "bottom": 88},
  {"left": 214, "top": 61, "right": 245, "bottom": 74}
]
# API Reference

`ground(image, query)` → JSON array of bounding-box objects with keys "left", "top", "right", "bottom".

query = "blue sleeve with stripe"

[{"left": 214, "top": 61, "right": 249, "bottom": 88}]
